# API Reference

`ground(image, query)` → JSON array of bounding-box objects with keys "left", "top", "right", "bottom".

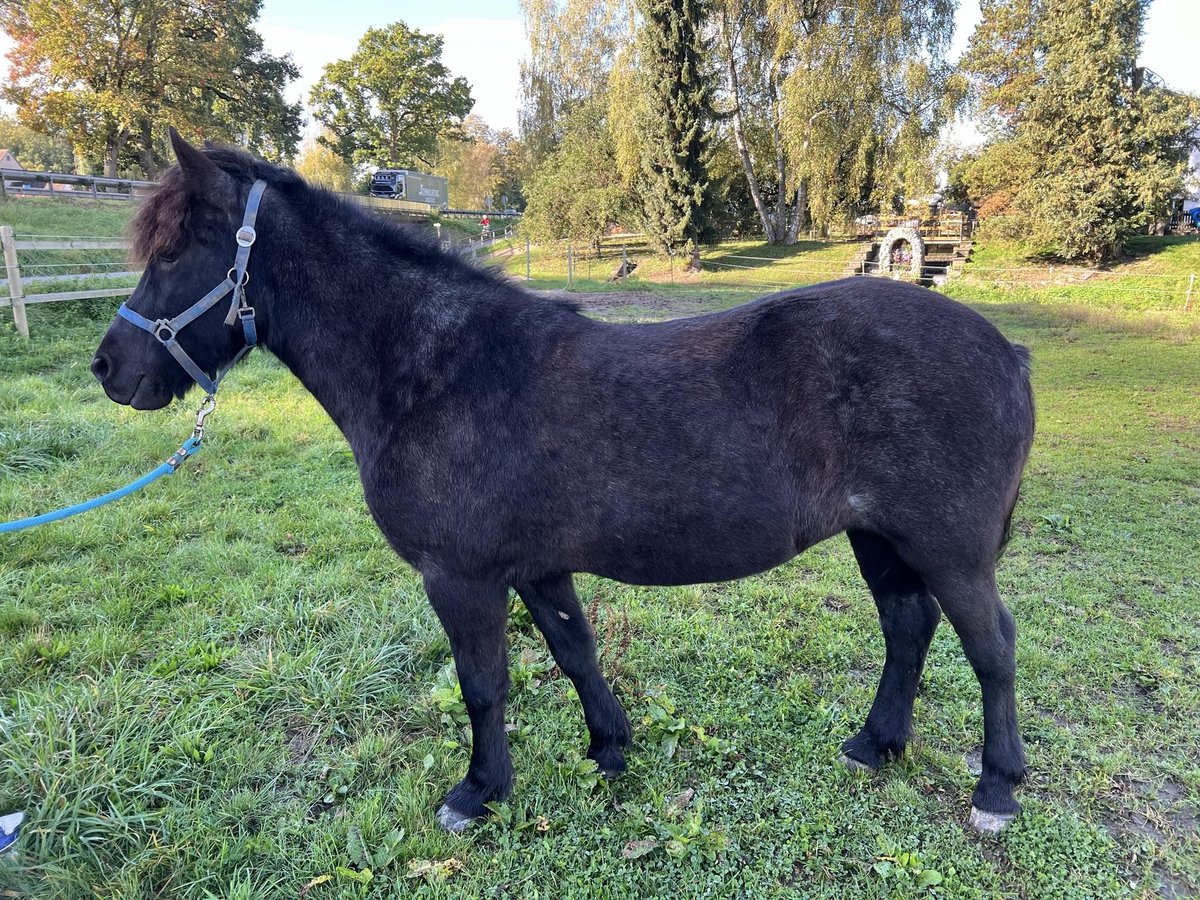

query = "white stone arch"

[{"left": 877, "top": 227, "right": 925, "bottom": 278}]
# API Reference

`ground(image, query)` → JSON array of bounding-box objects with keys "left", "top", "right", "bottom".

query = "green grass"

[
  {"left": 0, "top": 197, "right": 137, "bottom": 237},
  {"left": 497, "top": 236, "right": 858, "bottom": 294},
  {"left": 957, "top": 236, "right": 1199, "bottom": 312},
  {"left": 0, "top": 214, "right": 1198, "bottom": 897}
]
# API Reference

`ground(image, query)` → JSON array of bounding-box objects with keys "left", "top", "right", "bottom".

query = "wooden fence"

[{"left": 1, "top": 227, "right": 136, "bottom": 338}]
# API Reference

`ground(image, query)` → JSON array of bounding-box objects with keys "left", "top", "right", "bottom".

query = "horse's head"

[{"left": 92, "top": 129, "right": 266, "bottom": 409}]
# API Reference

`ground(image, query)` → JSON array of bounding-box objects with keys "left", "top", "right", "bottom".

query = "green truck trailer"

[{"left": 369, "top": 169, "right": 449, "bottom": 207}]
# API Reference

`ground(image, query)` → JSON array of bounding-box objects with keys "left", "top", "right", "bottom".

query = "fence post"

[
  {"left": 1, "top": 225, "right": 29, "bottom": 339},
  {"left": 1186, "top": 273, "right": 1196, "bottom": 312},
  {"left": 567, "top": 243, "right": 574, "bottom": 288},
  {"left": 622, "top": 245, "right": 628, "bottom": 285},
  {"left": 526, "top": 238, "right": 531, "bottom": 281}
]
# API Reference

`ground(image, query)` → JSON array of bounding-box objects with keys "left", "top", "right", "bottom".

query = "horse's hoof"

[
  {"left": 969, "top": 806, "right": 1016, "bottom": 833},
  {"left": 838, "top": 752, "right": 875, "bottom": 773},
  {"left": 436, "top": 804, "right": 477, "bottom": 833}
]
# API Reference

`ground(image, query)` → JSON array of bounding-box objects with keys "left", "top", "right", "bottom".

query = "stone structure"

[{"left": 877, "top": 226, "right": 925, "bottom": 278}]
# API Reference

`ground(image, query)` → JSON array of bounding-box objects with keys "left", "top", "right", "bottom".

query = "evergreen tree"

[
  {"left": 963, "top": 0, "right": 1198, "bottom": 261},
  {"left": 635, "top": 0, "right": 715, "bottom": 264}
]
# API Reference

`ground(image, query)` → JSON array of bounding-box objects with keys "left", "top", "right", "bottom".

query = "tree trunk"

[
  {"left": 138, "top": 119, "right": 158, "bottom": 179},
  {"left": 104, "top": 126, "right": 127, "bottom": 178},
  {"left": 786, "top": 181, "right": 808, "bottom": 245},
  {"left": 767, "top": 67, "right": 789, "bottom": 243},
  {"left": 719, "top": 6, "right": 777, "bottom": 244}
]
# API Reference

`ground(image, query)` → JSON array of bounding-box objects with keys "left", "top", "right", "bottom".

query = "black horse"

[{"left": 93, "top": 131, "right": 1035, "bottom": 834}]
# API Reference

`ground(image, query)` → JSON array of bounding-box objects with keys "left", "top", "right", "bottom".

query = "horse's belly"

[{"left": 578, "top": 515, "right": 809, "bottom": 587}]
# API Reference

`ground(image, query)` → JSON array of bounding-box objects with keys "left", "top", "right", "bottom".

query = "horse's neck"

[{"left": 256, "top": 216, "right": 506, "bottom": 446}]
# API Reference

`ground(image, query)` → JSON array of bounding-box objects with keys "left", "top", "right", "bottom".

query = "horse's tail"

[{"left": 999, "top": 342, "right": 1035, "bottom": 558}]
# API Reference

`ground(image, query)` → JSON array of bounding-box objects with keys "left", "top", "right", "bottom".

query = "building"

[
  {"left": 1, "top": 150, "right": 26, "bottom": 192},
  {"left": 1184, "top": 139, "right": 1200, "bottom": 213}
]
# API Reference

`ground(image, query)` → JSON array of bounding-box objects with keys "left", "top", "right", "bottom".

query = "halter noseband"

[{"left": 116, "top": 179, "right": 267, "bottom": 396}]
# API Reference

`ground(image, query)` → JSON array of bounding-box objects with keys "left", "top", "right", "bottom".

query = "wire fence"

[
  {"left": 498, "top": 238, "right": 1198, "bottom": 312},
  {"left": 5, "top": 223, "right": 1195, "bottom": 340}
]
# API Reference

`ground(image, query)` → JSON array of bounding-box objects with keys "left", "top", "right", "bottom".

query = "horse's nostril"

[{"left": 90, "top": 353, "right": 111, "bottom": 384}]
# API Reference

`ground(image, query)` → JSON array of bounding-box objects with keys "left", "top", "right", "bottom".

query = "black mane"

[{"left": 133, "top": 147, "right": 528, "bottom": 300}]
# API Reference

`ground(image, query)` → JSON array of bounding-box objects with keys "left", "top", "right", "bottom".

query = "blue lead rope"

[{"left": 0, "top": 434, "right": 203, "bottom": 534}]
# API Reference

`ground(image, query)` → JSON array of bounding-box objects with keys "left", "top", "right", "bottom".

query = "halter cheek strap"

[{"left": 117, "top": 179, "right": 268, "bottom": 396}]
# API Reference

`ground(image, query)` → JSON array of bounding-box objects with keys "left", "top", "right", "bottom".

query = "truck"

[{"left": 369, "top": 169, "right": 449, "bottom": 207}]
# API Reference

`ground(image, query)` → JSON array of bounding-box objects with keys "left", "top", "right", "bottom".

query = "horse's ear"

[{"left": 169, "top": 126, "right": 221, "bottom": 187}]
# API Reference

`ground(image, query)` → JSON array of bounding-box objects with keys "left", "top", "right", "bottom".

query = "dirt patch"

[{"left": 286, "top": 723, "right": 321, "bottom": 765}]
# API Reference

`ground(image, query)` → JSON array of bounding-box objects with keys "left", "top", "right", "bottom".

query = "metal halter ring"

[
  {"left": 235, "top": 225, "right": 257, "bottom": 248},
  {"left": 153, "top": 320, "right": 177, "bottom": 344},
  {"left": 227, "top": 267, "right": 251, "bottom": 287}
]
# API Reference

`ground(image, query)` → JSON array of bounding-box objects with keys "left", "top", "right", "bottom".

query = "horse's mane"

[
  {"left": 130, "top": 146, "right": 455, "bottom": 272},
  {"left": 131, "top": 145, "right": 582, "bottom": 318}
]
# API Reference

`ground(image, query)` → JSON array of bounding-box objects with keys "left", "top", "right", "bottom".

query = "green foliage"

[
  {"left": 0, "top": 0, "right": 301, "bottom": 177},
  {"left": 293, "top": 134, "right": 355, "bottom": 193},
  {"left": 0, "top": 115, "right": 74, "bottom": 172},
  {"left": 432, "top": 116, "right": 502, "bottom": 210},
  {"left": 962, "top": 0, "right": 1199, "bottom": 262},
  {"left": 310, "top": 21, "right": 473, "bottom": 169},
  {"left": 715, "top": 0, "right": 962, "bottom": 243},
  {"left": 521, "top": 95, "right": 634, "bottom": 250},
  {"left": 518, "top": 0, "right": 636, "bottom": 164},
  {"left": 634, "top": 0, "right": 716, "bottom": 258}
]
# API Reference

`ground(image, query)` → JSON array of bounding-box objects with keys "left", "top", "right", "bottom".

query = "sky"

[{"left": 1, "top": 0, "right": 1198, "bottom": 144}]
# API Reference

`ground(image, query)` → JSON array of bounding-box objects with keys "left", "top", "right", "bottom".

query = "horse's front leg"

[
  {"left": 423, "top": 569, "right": 512, "bottom": 832},
  {"left": 517, "top": 573, "right": 632, "bottom": 775}
]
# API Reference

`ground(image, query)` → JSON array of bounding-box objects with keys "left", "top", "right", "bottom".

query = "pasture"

[{"left": 0, "top": 202, "right": 1197, "bottom": 898}]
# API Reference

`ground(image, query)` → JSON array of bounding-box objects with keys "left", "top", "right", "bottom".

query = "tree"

[
  {"left": 310, "top": 22, "right": 473, "bottom": 170},
  {"left": 522, "top": 95, "right": 633, "bottom": 252},
  {"left": 0, "top": 114, "right": 74, "bottom": 171},
  {"left": 962, "top": 0, "right": 1199, "bottom": 261},
  {"left": 491, "top": 129, "right": 530, "bottom": 212},
  {"left": 715, "top": 0, "right": 963, "bottom": 243},
  {"left": 518, "top": 0, "right": 635, "bottom": 164},
  {"left": 635, "top": 0, "right": 715, "bottom": 262},
  {"left": 433, "top": 115, "right": 501, "bottom": 209},
  {"left": 0, "top": 0, "right": 301, "bottom": 177},
  {"left": 294, "top": 133, "right": 356, "bottom": 192}
]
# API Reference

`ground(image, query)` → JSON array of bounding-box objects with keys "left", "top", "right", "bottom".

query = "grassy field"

[{"left": 0, "top": 202, "right": 1198, "bottom": 898}]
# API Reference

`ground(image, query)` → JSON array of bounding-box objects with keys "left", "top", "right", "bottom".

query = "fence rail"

[
  {"left": 5, "top": 224, "right": 1195, "bottom": 339},
  {"left": 1, "top": 227, "right": 139, "bottom": 337},
  {"left": 1, "top": 167, "right": 156, "bottom": 201}
]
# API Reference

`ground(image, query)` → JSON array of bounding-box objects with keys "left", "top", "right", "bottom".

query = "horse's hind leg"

[
  {"left": 423, "top": 570, "right": 512, "bottom": 832},
  {"left": 517, "top": 574, "right": 632, "bottom": 775},
  {"left": 841, "top": 529, "right": 941, "bottom": 770},
  {"left": 919, "top": 564, "right": 1026, "bottom": 831}
]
